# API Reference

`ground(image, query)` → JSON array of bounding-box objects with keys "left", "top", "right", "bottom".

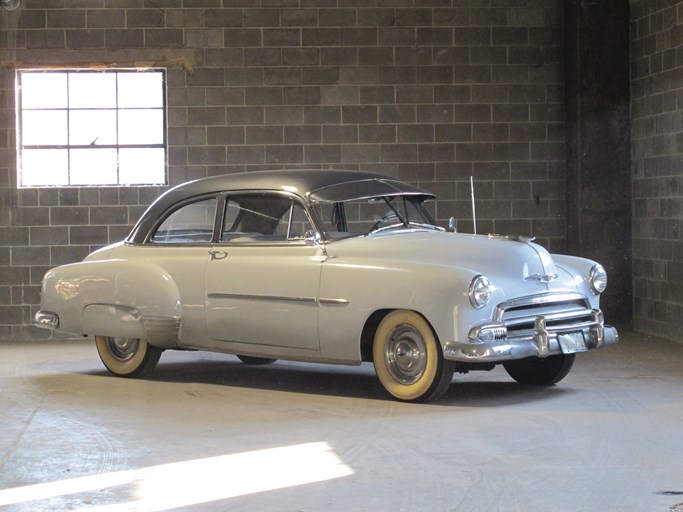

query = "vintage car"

[{"left": 35, "top": 170, "right": 618, "bottom": 402}]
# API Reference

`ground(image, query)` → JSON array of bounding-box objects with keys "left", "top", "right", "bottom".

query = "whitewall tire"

[
  {"left": 95, "top": 336, "right": 162, "bottom": 378},
  {"left": 372, "top": 310, "right": 455, "bottom": 403}
]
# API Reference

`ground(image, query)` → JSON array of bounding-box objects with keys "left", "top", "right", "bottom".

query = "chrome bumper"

[
  {"left": 34, "top": 310, "right": 60, "bottom": 330},
  {"left": 444, "top": 311, "right": 619, "bottom": 363}
]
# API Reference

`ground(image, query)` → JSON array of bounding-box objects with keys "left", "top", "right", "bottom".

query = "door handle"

[{"left": 208, "top": 250, "right": 228, "bottom": 261}]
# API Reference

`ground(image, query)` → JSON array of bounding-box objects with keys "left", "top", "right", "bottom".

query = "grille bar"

[
  {"left": 496, "top": 293, "right": 594, "bottom": 339},
  {"left": 494, "top": 292, "right": 590, "bottom": 323},
  {"left": 504, "top": 308, "right": 593, "bottom": 330}
]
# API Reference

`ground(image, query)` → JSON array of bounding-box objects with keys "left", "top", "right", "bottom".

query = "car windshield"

[{"left": 312, "top": 195, "right": 442, "bottom": 239}]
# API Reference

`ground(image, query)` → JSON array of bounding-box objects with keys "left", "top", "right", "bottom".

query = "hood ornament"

[
  {"left": 525, "top": 272, "right": 559, "bottom": 284},
  {"left": 487, "top": 234, "right": 536, "bottom": 244}
]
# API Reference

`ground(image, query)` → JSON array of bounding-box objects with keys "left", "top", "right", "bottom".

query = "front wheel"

[
  {"left": 372, "top": 310, "right": 455, "bottom": 403},
  {"left": 95, "top": 336, "right": 162, "bottom": 378},
  {"left": 503, "top": 353, "right": 575, "bottom": 385}
]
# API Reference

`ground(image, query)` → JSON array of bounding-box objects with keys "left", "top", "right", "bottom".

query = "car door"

[
  {"left": 143, "top": 195, "right": 219, "bottom": 343},
  {"left": 205, "top": 192, "right": 324, "bottom": 351}
]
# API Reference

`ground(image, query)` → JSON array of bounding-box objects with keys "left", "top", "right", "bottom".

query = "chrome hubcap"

[
  {"left": 105, "top": 337, "right": 140, "bottom": 361},
  {"left": 384, "top": 324, "right": 427, "bottom": 384}
]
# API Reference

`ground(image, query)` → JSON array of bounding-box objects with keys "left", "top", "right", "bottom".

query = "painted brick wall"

[
  {"left": 0, "top": 1, "right": 565, "bottom": 340},
  {"left": 631, "top": 0, "right": 683, "bottom": 341}
]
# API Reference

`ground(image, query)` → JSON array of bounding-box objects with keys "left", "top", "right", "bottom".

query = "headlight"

[
  {"left": 469, "top": 275, "right": 491, "bottom": 309},
  {"left": 588, "top": 264, "right": 607, "bottom": 294}
]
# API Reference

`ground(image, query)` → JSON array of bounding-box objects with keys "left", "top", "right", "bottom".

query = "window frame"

[
  {"left": 148, "top": 196, "right": 219, "bottom": 246},
  {"left": 313, "top": 195, "right": 441, "bottom": 238},
  {"left": 141, "top": 191, "right": 318, "bottom": 247},
  {"left": 16, "top": 67, "right": 168, "bottom": 188},
  {"left": 217, "top": 191, "right": 317, "bottom": 246}
]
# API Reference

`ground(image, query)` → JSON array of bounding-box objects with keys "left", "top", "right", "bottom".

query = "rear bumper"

[
  {"left": 34, "top": 310, "right": 59, "bottom": 330},
  {"left": 443, "top": 310, "right": 619, "bottom": 363}
]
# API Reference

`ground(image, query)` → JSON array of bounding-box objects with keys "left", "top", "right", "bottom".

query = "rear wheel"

[
  {"left": 237, "top": 355, "right": 277, "bottom": 365},
  {"left": 372, "top": 310, "right": 455, "bottom": 403},
  {"left": 503, "top": 353, "right": 575, "bottom": 385},
  {"left": 95, "top": 336, "right": 162, "bottom": 377}
]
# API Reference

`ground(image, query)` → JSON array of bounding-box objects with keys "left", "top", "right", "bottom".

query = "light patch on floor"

[{"left": 0, "top": 442, "right": 353, "bottom": 511}]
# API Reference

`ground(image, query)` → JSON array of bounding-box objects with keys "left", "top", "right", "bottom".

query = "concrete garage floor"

[{"left": 1, "top": 332, "right": 682, "bottom": 512}]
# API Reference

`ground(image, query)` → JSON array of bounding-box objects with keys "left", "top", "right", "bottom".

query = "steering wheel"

[{"left": 370, "top": 212, "right": 398, "bottom": 232}]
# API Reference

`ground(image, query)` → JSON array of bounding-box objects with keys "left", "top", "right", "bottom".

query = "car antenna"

[{"left": 470, "top": 176, "right": 477, "bottom": 235}]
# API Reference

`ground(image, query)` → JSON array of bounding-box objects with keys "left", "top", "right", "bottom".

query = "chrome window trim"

[
  {"left": 140, "top": 192, "right": 221, "bottom": 245},
  {"left": 134, "top": 190, "right": 322, "bottom": 247},
  {"left": 217, "top": 190, "right": 321, "bottom": 244}
]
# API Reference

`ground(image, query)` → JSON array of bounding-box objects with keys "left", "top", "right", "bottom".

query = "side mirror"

[
  {"left": 304, "top": 229, "right": 322, "bottom": 247},
  {"left": 448, "top": 217, "right": 457, "bottom": 233},
  {"left": 305, "top": 230, "right": 328, "bottom": 258}
]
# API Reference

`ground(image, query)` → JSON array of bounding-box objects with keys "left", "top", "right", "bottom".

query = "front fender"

[
  {"left": 318, "top": 258, "right": 479, "bottom": 362},
  {"left": 552, "top": 254, "right": 603, "bottom": 309},
  {"left": 40, "top": 259, "right": 182, "bottom": 347}
]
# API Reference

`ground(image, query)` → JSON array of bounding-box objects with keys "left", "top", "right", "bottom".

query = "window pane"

[
  {"left": 223, "top": 200, "right": 241, "bottom": 236},
  {"left": 151, "top": 198, "right": 217, "bottom": 244},
  {"left": 119, "top": 148, "right": 166, "bottom": 185},
  {"left": 18, "top": 69, "right": 167, "bottom": 187},
  {"left": 289, "top": 204, "right": 312, "bottom": 239},
  {"left": 69, "top": 110, "right": 117, "bottom": 145},
  {"left": 20, "top": 149, "right": 69, "bottom": 186},
  {"left": 22, "top": 110, "right": 68, "bottom": 145},
  {"left": 70, "top": 148, "right": 118, "bottom": 185},
  {"left": 222, "top": 195, "right": 293, "bottom": 242},
  {"left": 21, "top": 72, "right": 67, "bottom": 109},
  {"left": 118, "top": 109, "right": 164, "bottom": 145},
  {"left": 274, "top": 203, "right": 312, "bottom": 239},
  {"left": 69, "top": 72, "right": 117, "bottom": 108},
  {"left": 118, "top": 72, "right": 164, "bottom": 108}
]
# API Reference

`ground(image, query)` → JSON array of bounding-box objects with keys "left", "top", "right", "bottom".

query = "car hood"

[{"left": 328, "top": 230, "right": 581, "bottom": 299}]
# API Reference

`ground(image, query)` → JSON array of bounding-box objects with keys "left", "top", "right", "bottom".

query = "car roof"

[
  {"left": 162, "top": 169, "right": 430, "bottom": 200},
  {"left": 127, "top": 169, "right": 435, "bottom": 244}
]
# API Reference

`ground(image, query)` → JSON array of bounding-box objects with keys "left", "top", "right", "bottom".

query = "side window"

[
  {"left": 221, "top": 194, "right": 312, "bottom": 243},
  {"left": 274, "top": 202, "right": 312, "bottom": 239},
  {"left": 314, "top": 202, "right": 350, "bottom": 238},
  {"left": 150, "top": 197, "right": 217, "bottom": 244}
]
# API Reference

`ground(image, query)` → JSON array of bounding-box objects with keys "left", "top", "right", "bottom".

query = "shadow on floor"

[{"left": 79, "top": 355, "right": 575, "bottom": 407}]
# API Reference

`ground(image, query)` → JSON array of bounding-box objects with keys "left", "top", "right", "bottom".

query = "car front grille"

[{"left": 495, "top": 293, "right": 595, "bottom": 340}]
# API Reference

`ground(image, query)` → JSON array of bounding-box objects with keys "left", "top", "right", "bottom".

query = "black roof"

[{"left": 127, "top": 169, "right": 434, "bottom": 243}]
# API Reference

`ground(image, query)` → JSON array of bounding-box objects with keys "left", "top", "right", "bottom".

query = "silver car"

[{"left": 35, "top": 170, "right": 618, "bottom": 402}]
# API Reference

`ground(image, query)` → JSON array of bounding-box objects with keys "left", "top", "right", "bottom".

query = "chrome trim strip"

[
  {"left": 207, "top": 293, "right": 317, "bottom": 304},
  {"left": 207, "top": 293, "right": 347, "bottom": 305},
  {"left": 319, "top": 298, "right": 349, "bottom": 305}
]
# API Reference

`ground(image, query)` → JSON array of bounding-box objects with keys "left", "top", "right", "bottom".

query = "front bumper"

[{"left": 443, "top": 310, "right": 619, "bottom": 363}]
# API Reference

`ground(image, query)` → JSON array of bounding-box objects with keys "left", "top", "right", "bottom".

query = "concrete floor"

[{"left": 0, "top": 332, "right": 682, "bottom": 512}]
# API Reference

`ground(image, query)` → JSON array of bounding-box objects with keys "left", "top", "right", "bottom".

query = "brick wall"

[
  {"left": 631, "top": 0, "right": 683, "bottom": 341},
  {"left": 0, "top": 1, "right": 565, "bottom": 340}
]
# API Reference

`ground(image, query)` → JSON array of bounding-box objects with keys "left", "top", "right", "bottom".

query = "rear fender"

[{"left": 41, "top": 259, "right": 182, "bottom": 347}]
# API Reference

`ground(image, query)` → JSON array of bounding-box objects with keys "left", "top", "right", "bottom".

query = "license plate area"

[{"left": 558, "top": 331, "right": 588, "bottom": 354}]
